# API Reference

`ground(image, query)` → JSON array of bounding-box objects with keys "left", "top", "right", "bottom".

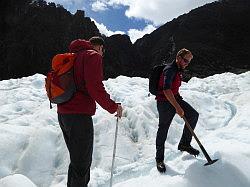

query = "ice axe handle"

[
  {"left": 110, "top": 117, "right": 119, "bottom": 187},
  {"left": 182, "top": 116, "right": 219, "bottom": 166}
]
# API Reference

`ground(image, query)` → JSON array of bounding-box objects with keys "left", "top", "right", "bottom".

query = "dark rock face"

[
  {"left": 103, "top": 34, "right": 146, "bottom": 78},
  {"left": 0, "top": 0, "right": 100, "bottom": 80},
  {"left": 1, "top": 0, "right": 250, "bottom": 81}
]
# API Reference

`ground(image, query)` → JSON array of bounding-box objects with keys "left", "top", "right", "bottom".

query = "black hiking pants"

[
  {"left": 155, "top": 96, "right": 199, "bottom": 162},
  {"left": 58, "top": 113, "right": 93, "bottom": 187}
]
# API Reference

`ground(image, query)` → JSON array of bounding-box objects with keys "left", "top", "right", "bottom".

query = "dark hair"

[{"left": 89, "top": 36, "right": 105, "bottom": 46}]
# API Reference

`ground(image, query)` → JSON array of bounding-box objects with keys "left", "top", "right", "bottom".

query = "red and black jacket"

[{"left": 156, "top": 61, "right": 182, "bottom": 101}]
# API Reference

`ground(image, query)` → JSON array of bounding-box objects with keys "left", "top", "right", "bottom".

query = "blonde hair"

[{"left": 176, "top": 48, "right": 192, "bottom": 58}]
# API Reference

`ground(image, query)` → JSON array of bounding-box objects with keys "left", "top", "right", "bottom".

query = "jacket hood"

[{"left": 69, "top": 39, "right": 93, "bottom": 53}]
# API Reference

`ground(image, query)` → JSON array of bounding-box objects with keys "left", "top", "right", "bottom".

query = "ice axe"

[{"left": 182, "top": 116, "right": 219, "bottom": 166}]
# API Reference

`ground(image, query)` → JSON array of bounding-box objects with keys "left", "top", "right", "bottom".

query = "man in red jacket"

[{"left": 57, "top": 36, "right": 122, "bottom": 187}]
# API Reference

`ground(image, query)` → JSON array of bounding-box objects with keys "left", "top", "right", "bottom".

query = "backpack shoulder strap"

[{"left": 73, "top": 51, "right": 88, "bottom": 94}]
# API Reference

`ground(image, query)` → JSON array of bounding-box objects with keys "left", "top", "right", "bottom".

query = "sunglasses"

[{"left": 182, "top": 57, "right": 190, "bottom": 64}]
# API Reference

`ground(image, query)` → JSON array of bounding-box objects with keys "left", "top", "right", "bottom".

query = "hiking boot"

[
  {"left": 178, "top": 144, "right": 200, "bottom": 156},
  {"left": 156, "top": 161, "right": 166, "bottom": 173}
]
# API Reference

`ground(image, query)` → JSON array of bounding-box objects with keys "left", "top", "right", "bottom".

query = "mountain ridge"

[{"left": 1, "top": 0, "right": 249, "bottom": 81}]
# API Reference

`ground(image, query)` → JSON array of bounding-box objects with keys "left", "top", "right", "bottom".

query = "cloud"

[
  {"left": 125, "top": 0, "right": 217, "bottom": 25},
  {"left": 90, "top": 0, "right": 217, "bottom": 25},
  {"left": 92, "top": 18, "right": 155, "bottom": 42},
  {"left": 92, "top": 18, "right": 156, "bottom": 42},
  {"left": 91, "top": 1, "right": 108, "bottom": 12},
  {"left": 91, "top": 18, "right": 125, "bottom": 36},
  {"left": 128, "top": 25, "right": 156, "bottom": 43}
]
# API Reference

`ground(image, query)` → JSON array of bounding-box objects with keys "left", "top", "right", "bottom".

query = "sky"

[
  {"left": 46, "top": 0, "right": 216, "bottom": 42},
  {"left": 0, "top": 71, "right": 250, "bottom": 187}
]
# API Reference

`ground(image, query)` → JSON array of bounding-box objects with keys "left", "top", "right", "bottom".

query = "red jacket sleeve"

[{"left": 84, "top": 52, "right": 118, "bottom": 114}]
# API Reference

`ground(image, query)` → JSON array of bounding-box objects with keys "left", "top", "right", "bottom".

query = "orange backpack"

[{"left": 45, "top": 53, "right": 77, "bottom": 108}]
